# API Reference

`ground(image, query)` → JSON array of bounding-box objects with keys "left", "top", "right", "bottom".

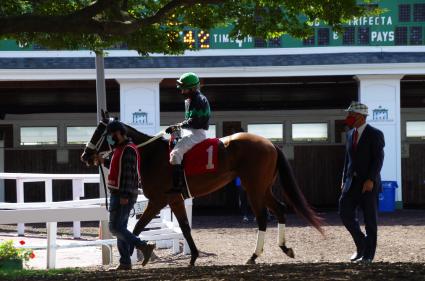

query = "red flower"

[
  {"left": 29, "top": 252, "right": 35, "bottom": 259},
  {"left": 19, "top": 240, "right": 25, "bottom": 245}
]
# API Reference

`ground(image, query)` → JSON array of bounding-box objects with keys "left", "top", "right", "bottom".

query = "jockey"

[{"left": 165, "top": 72, "right": 211, "bottom": 193}]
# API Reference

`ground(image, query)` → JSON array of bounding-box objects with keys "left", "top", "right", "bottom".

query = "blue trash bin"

[{"left": 379, "top": 181, "right": 398, "bottom": 212}]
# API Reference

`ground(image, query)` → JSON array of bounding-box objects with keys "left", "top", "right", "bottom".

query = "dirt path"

[{"left": 1, "top": 210, "right": 424, "bottom": 280}]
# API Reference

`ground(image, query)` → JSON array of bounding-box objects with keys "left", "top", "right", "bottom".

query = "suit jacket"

[{"left": 342, "top": 124, "right": 385, "bottom": 193}]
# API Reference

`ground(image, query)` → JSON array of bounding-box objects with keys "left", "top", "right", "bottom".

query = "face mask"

[
  {"left": 345, "top": 116, "right": 357, "bottom": 127},
  {"left": 106, "top": 135, "right": 115, "bottom": 146}
]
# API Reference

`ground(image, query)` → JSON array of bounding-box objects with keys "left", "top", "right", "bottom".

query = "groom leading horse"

[{"left": 81, "top": 73, "right": 323, "bottom": 267}]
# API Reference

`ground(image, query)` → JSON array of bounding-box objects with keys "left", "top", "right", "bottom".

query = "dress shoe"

[
  {"left": 109, "top": 263, "right": 132, "bottom": 271},
  {"left": 350, "top": 252, "right": 363, "bottom": 262},
  {"left": 136, "top": 242, "right": 155, "bottom": 266},
  {"left": 358, "top": 257, "right": 373, "bottom": 264}
]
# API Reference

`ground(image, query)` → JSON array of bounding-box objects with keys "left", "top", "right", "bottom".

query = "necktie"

[{"left": 352, "top": 129, "right": 358, "bottom": 151}]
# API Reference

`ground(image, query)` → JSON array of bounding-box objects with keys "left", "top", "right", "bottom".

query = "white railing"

[
  {"left": 0, "top": 172, "right": 99, "bottom": 238},
  {"left": 0, "top": 172, "right": 193, "bottom": 269}
]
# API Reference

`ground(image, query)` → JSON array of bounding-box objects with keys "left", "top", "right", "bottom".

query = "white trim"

[
  {"left": 1, "top": 46, "right": 425, "bottom": 58},
  {"left": 0, "top": 63, "right": 425, "bottom": 81}
]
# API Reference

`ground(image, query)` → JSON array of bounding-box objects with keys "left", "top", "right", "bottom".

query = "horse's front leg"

[
  {"left": 132, "top": 199, "right": 167, "bottom": 265},
  {"left": 169, "top": 196, "right": 199, "bottom": 266}
]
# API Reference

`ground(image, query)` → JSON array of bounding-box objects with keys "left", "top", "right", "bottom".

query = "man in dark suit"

[{"left": 339, "top": 101, "right": 385, "bottom": 263}]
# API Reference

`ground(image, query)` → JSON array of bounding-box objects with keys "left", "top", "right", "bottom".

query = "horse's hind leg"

[
  {"left": 246, "top": 206, "right": 268, "bottom": 265},
  {"left": 169, "top": 196, "right": 199, "bottom": 266},
  {"left": 265, "top": 191, "right": 295, "bottom": 258}
]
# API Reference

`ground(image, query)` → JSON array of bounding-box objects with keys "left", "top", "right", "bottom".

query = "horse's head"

[{"left": 80, "top": 110, "right": 114, "bottom": 167}]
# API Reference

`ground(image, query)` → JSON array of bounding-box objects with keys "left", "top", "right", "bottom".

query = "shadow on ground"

[{"left": 3, "top": 262, "right": 425, "bottom": 281}]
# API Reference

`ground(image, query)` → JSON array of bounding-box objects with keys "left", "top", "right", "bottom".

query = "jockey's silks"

[{"left": 181, "top": 91, "right": 210, "bottom": 130}]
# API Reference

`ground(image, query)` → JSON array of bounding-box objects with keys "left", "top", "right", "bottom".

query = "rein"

[
  {"left": 136, "top": 130, "right": 166, "bottom": 148},
  {"left": 86, "top": 127, "right": 166, "bottom": 210}
]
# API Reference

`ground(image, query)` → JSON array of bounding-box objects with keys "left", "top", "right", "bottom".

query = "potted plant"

[{"left": 0, "top": 240, "right": 35, "bottom": 270}]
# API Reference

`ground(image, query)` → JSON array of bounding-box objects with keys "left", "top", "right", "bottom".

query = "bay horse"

[{"left": 81, "top": 112, "right": 323, "bottom": 266}]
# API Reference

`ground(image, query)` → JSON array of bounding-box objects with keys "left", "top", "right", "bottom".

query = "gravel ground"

[
  {"left": 141, "top": 210, "right": 425, "bottom": 267},
  {"left": 1, "top": 210, "right": 424, "bottom": 280}
]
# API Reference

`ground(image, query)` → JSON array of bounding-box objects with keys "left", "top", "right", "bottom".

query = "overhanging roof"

[{"left": 1, "top": 52, "right": 425, "bottom": 69}]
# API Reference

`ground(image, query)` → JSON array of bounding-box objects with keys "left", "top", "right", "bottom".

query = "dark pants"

[
  {"left": 109, "top": 194, "right": 146, "bottom": 265},
  {"left": 339, "top": 179, "right": 378, "bottom": 260}
]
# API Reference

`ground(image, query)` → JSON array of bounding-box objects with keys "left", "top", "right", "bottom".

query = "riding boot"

[{"left": 167, "top": 164, "right": 185, "bottom": 194}]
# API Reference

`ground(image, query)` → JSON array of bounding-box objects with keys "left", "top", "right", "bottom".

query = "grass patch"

[{"left": 0, "top": 268, "right": 80, "bottom": 280}]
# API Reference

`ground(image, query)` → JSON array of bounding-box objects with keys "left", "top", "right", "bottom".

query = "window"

[
  {"left": 358, "top": 27, "right": 370, "bottom": 45},
  {"left": 292, "top": 123, "right": 328, "bottom": 142},
  {"left": 406, "top": 121, "right": 425, "bottom": 139},
  {"left": 268, "top": 38, "right": 281, "bottom": 48},
  {"left": 399, "top": 4, "right": 411, "bottom": 22},
  {"left": 410, "top": 27, "right": 423, "bottom": 45},
  {"left": 20, "top": 127, "right": 57, "bottom": 145},
  {"left": 414, "top": 3, "right": 425, "bottom": 22},
  {"left": 206, "top": 125, "right": 216, "bottom": 138},
  {"left": 317, "top": 28, "right": 329, "bottom": 46},
  {"left": 303, "top": 35, "right": 315, "bottom": 46},
  {"left": 67, "top": 127, "right": 96, "bottom": 144},
  {"left": 318, "top": 28, "right": 330, "bottom": 46},
  {"left": 254, "top": 37, "right": 267, "bottom": 48},
  {"left": 343, "top": 27, "right": 355, "bottom": 45},
  {"left": 395, "top": 27, "right": 408, "bottom": 45},
  {"left": 247, "top": 124, "right": 283, "bottom": 142}
]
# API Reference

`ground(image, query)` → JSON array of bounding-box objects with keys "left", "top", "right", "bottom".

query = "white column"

[
  {"left": 117, "top": 79, "right": 161, "bottom": 135},
  {"left": 356, "top": 75, "right": 403, "bottom": 207}
]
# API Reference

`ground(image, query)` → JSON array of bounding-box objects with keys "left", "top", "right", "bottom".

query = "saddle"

[{"left": 169, "top": 135, "right": 220, "bottom": 198}]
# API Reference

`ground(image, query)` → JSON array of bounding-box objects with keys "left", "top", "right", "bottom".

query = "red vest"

[{"left": 107, "top": 142, "right": 141, "bottom": 190}]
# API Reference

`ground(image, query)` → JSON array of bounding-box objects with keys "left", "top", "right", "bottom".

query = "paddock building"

[{"left": 0, "top": 0, "right": 424, "bottom": 210}]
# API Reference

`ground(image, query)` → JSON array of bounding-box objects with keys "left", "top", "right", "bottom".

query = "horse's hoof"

[
  {"left": 246, "top": 253, "right": 257, "bottom": 265},
  {"left": 190, "top": 252, "right": 199, "bottom": 266},
  {"left": 281, "top": 246, "right": 295, "bottom": 258},
  {"left": 286, "top": 248, "right": 295, "bottom": 258},
  {"left": 246, "top": 258, "right": 256, "bottom": 265},
  {"left": 284, "top": 248, "right": 295, "bottom": 259}
]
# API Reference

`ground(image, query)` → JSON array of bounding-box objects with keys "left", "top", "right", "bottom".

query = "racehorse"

[{"left": 81, "top": 111, "right": 324, "bottom": 266}]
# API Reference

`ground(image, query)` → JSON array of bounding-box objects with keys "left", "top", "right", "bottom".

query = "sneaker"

[
  {"left": 109, "top": 263, "right": 132, "bottom": 271},
  {"left": 242, "top": 216, "right": 249, "bottom": 223}
]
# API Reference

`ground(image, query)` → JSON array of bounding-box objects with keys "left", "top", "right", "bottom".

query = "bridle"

[
  {"left": 84, "top": 119, "right": 113, "bottom": 210},
  {"left": 83, "top": 119, "right": 167, "bottom": 210}
]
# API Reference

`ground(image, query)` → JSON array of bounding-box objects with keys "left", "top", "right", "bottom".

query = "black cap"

[{"left": 107, "top": 120, "right": 127, "bottom": 134}]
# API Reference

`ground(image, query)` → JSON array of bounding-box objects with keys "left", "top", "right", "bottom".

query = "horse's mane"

[{"left": 124, "top": 124, "right": 167, "bottom": 146}]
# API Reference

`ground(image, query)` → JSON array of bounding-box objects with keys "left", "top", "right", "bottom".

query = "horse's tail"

[{"left": 274, "top": 145, "right": 324, "bottom": 235}]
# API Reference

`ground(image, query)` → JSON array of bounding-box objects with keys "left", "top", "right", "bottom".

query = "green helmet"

[{"left": 176, "top": 72, "right": 200, "bottom": 90}]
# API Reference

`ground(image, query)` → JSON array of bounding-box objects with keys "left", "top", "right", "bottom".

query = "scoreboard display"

[{"left": 0, "top": 0, "right": 424, "bottom": 51}]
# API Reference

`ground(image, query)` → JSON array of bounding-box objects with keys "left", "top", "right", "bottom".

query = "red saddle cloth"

[{"left": 184, "top": 138, "right": 219, "bottom": 176}]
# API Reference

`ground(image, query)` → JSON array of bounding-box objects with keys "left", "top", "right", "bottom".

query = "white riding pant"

[{"left": 170, "top": 128, "right": 207, "bottom": 165}]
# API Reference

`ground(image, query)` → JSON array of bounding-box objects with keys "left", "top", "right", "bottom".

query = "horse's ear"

[{"left": 105, "top": 111, "right": 110, "bottom": 119}]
